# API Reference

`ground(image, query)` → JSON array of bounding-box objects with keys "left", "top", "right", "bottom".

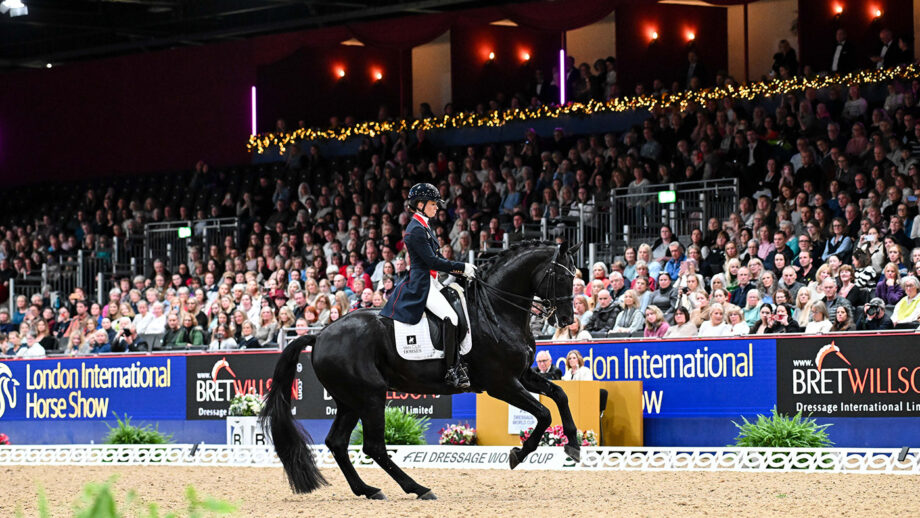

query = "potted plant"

[
  {"left": 438, "top": 423, "right": 477, "bottom": 445},
  {"left": 226, "top": 391, "right": 268, "bottom": 445}
]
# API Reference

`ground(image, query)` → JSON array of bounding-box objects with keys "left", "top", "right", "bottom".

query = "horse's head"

[{"left": 534, "top": 243, "right": 578, "bottom": 328}]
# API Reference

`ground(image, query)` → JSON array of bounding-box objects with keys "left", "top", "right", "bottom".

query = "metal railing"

[
  {"left": 144, "top": 218, "right": 240, "bottom": 276},
  {"left": 581, "top": 178, "right": 739, "bottom": 268}
]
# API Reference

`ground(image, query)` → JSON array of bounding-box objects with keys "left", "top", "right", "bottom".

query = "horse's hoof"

[
  {"left": 509, "top": 447, "right": 523, "bottom": 470},
  {"left": 417, "top": 490, "right": 438, "bottom": 500},
  {"left": 367, "top": 490, "right": 387, "bottom": 500},
  {"left": 564, "top": 444, "right": 581, "bottom": 463}
]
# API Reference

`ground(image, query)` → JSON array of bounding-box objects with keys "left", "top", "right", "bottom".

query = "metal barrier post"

[
  {"left": 502, "top": 233, "right": 509, "bottom": 250},
  {"left": 8, "top": 278, "right": 14, "bottom": 314},
  {"left": 540, "top": 218, "right": 548, "bottom": 241},
  {"left": 468, "top": 250, "right": 475, "bottom": 263},
  {"left": 588, "top": 243, "right": 596, "bottom": 269},
  {"left": 41, "top": 264, "right": 48, "bottom": 292},
  {"left": 77, "top": 250, "right": 84, "bottom": 291},
  {"left": 96, "top": 273, "right": 104, "bottom": 305},
  {"left": 130, "top": 257, "right": 137, "bottom": 276}
]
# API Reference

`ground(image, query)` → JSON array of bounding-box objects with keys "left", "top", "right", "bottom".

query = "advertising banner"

[
  {"left": 538, "top": 338, "right": 776, "bottom": 417},
  {"left": 0, "top": 356, "right": 185, "bottom": 421},
  {"left": 187, "top": 351, "right": 452, "bottom": 420},
  {"left": 777, "top": 335, "right": 920, "bottom": 417},
  {"left": 296, "top": 352, "right": 452, "bottom": 419}
]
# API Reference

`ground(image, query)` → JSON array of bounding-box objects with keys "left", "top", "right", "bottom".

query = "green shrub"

[
  {"left": 732, "top": 408, "right": 833, "bottom": 448},
  {"left": 350, "top": 406, "right": 430, "bottom": 445},
  {"left": 104, "top": 414, "right": 173, "bottom": 445},
  {"left": 20, "top": 479, "right": 235, "bottom": 518}
]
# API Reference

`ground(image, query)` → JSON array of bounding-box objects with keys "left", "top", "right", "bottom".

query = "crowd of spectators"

[{"left": 2, "top": 29, "right": 920, "bottom": 357}]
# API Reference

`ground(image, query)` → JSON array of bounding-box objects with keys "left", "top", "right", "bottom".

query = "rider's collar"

[{"left": 413, "top": 213, "right": 430, "bottom": 227}]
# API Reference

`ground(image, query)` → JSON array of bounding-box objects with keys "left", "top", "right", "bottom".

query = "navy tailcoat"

[{"left": 380, "top": 216, "right": 466, "bottom": 324}]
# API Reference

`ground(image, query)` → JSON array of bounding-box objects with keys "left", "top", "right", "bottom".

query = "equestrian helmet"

[{"left": 407, "top": 182, "right": 445, "bottom": 210}]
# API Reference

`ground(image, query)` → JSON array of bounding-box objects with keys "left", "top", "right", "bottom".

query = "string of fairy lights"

[{"left": 247, "top": 64, "right": 920, "bottom": 155}]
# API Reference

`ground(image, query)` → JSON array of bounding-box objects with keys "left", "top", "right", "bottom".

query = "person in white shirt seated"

[
  {"left": 698, "top": 303, "right": 730, "bottom": 337},
  {"left": 145, "top": 302, "right": 167, "bottom": 335},
  {"left": 132, "top": 300, "right": 155, "bottom": 334},
  {"left": 725, "top": 304, "right": 750, "bottom": 335},
  {"left": 804, "top": 301, "right": 832, "bottom": 334},
  {"left": 208, "top": 323, "right": 238, "bottom": 351},
  {"left": 561, "top": 349, "right": 593, "bottom": 380},
  {"left": 17, "top": 331, "right": 46, "bottom": 358}
]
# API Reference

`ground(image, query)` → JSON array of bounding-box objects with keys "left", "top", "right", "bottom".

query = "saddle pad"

[{"left": 394, "top": 284, "right": 472, "bottom": 361}]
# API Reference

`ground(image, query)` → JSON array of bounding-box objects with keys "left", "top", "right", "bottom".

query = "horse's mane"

[{"left": 477, "top": 240, "right": 556, "bottom": 281}]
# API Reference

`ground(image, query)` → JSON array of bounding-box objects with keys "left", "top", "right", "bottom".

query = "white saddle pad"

[{"left": 394, "top": 284, "right": 472, "bottom": 361}]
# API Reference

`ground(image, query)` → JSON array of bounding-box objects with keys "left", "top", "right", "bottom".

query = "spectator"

[
  {"left": 161, "top": 313, "right": 182, "bottom": 350},
  {"left": 175, "top": 313, "right": 206, "bottom": 349},
  {"left": 88, "top": 330, "right": 111, "bottom": 354},
  {"left": 238, "top": 321, "right": 261, "bottom": 349},
  {"left": 146, "top": 302, "right": 167, "bottom": 334},
  {"left": 18, "top": 331, "right": 46, "bottom": 358},
  {"left": 725, "top": 305, "right": 750, "bottom": 335},
  {"left": 584, "top": 289, "right": 618, "bottom": 335},
  {"left": 572, "top": 295, "right": 593, "bottom": 327},
  {"left": 552, "top": 319, "right": 592, "bottom": 341},
  {"left": 765, "top": 303, "right": 801, "bottom": 333},
  {"left": 664, "top": 307, "right": 697, "bottom": 338},
  {"left": 830, "top": 28, "right": 857, "bottom": 74},
  {"left": 255, "top": 307, "right": 279, "bottom": 345},
  {"left": 831, "top": 305, "right": 855, "bottom": 332},
  {"left": 648, "top": 272, "right": 678, "bottom": 320},
  {"left": 751, "top": 303, "right": 774, "bottom": 334},
  {"left": 64, "top": 332, "right": 88, "bottom": 356},
  {"left": 804, "top": 301, "right": 832, "bottom": 334},
  {"left": 611, "top": 289, "right": 644, "bottom": 334},
  {"left": 698, "top": 303, "right": 730, "bottom": 337},
  {"left": 857, "top": 298, "right": 894, "bottom": 330},
  {"left": 532, "top": 350, "right": 563, "bottom": 380},
  {"left": 875, "top": 262, "right": 904, "bottom": 305},
  {"left": 643, "top": 306, "right": 670, "bottom": 338},
  {"left": 561, "top": 350, "right": 592, "bottom": 381},
  {"left": 819, "top": 277, "right": 851, "bottom": 317},
  {"left": 891, "top": 276, "right": 920, "bottom": 325},
  {"left": 208, "top": 323, "right": 238, "bottom": 351}
]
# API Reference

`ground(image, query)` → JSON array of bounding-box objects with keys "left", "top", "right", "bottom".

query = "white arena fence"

[{"left": 1, "top": 445, "right": 919, "bottom": 474}]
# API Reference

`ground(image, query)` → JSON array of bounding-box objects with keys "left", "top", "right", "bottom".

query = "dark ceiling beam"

[{"left": 1, "top": 0, "right": 508, "bottom": 66}]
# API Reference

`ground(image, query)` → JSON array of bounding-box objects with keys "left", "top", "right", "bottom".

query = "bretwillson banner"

[{"left": 777, "top": 335, "right": 920, "bottom": 417}]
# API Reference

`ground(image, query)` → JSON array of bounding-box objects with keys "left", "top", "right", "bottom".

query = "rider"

[{"left": 380, "top": 183, "right": 476, "bottom": 389}]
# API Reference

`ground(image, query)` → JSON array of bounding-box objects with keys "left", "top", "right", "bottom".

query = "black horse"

[{"left": 261, "top": 241, "right": 580, "bottom": 500}]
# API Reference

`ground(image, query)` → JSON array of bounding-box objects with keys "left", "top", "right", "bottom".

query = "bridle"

[{"left": 472, "top": 246, "right": 576, "bottom": 329}]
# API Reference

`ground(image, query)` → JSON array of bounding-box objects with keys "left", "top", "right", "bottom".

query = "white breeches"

[{"left": 427, "top": 277, "right": 458, "bottom": 325}]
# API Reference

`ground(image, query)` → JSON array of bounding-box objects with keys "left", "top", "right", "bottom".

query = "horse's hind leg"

[
  {"left": 488, "top": 379, "right": 552, "bottom": 469},
  {"left": 519, "top": 369, "right": 580, "bottom": 462},
  {"left": 359, "top": 392, "right": 436, "bottom": 500},
  {"left": 325, "top": 403, "right": 385, "bottom": 500}
]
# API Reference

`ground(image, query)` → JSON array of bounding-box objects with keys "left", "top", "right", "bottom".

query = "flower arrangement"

[
  {"left": 228, "top": 392, "right": 264, "bottom": 417},
  {"left": 0, "top": 433, "right": 9, "bottom": 445},
  {"left": 519, "top": 425, "right": 598, "bottom": 447},
  {"left": 438, "top": 423, "right": 477, "bottom": 445}
]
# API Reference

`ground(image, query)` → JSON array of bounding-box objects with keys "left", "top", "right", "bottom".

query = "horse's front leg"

[
  {"left": 487, "top": 379, "right": 552, "bottom": 469},
  {"left": 519, "top": 369, "right": 581, "bottom": 462}
]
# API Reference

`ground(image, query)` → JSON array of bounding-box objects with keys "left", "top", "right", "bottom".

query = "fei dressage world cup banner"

[
  {"left": 0, "top": 356, "right": 185, "bottom": 421},
  {"left": 538, "top": 338, "right": 777, "bottom": 417}
]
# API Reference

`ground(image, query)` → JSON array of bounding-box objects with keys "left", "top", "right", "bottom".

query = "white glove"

[{"left": 463, "top": 263, "right": 477, "bottom": 279}]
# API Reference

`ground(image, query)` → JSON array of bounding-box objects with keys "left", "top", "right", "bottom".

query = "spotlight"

[
  {"left": 651, "top": 31, "right": 659, "bottom": 40},
  {"left": 686, "top": 31, "right": 696, "bottom": 42},
  {"left": 521, "top": 51, "right": 530, "bottom": 62},
  {"left": 873, "top": 7, "right": 882, "bottom": 18},
  {"left": 834, "top": 4, "right": 843, "bottom": 15},
  {"left": 45, "top": 63, "right": 52, "bottom": 69},
  {"left": 335, "top": 67, "right": 346, "bottom": 79},
  {"left": 373, "top": 70, "right": 383, "bottom": 81},
  {"left": 488, "top": 51, "right": 495, "bottom": 61},
  {"left": 0, "top": 0, "right": 28, "bottom": 17}
]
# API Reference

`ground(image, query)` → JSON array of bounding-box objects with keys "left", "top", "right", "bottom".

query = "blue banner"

[
  {"left": 538, "top": 338, "right": 777, "bottom": 417},
  {"left": 0, "top": 356, "right": 186, "bottom": 421}
]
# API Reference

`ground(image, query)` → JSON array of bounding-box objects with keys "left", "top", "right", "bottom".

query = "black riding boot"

[{"left": 442, "top": 321, "right": 470, "bottom": 390}]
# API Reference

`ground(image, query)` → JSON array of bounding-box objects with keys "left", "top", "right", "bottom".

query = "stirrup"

[{"left": 445, "top": 365, "right": 470, "bottom": 389}]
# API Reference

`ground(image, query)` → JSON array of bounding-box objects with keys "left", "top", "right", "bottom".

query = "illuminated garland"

[{"left": 248, "top": 64, "right": 920, "bottom": 155}]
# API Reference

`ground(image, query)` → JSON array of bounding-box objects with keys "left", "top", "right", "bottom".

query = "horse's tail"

[{"left": 260, "top": 334, "right": 328, "bottom": 493}]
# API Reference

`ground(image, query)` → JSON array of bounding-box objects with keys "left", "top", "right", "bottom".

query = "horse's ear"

[{"left": 566, "top": 241, "right": 582, "bottom": 256}]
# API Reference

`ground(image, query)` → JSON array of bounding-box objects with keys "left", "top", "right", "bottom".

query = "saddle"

[{"left": 425, "top": 285, "right": 469, "bottom": 350}]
